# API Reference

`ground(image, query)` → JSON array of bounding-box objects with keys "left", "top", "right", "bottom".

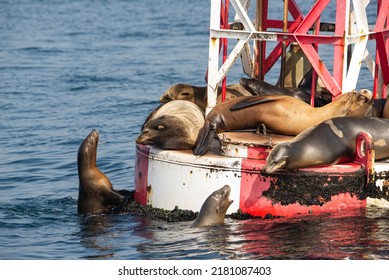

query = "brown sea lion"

[
  {"left": 193, "top": 89, "right": 373, "bottom": 156},
  {"left": 191, "top": 185, "right": 233, "bottom": 228},
  {"left": 136, "top": 100, "right": 205, "bottom": 150},
  {"left": 263, "top": 116, "right": 389, "bottom": 173},
  {"left": 77, "top": 129, "right": 129, "bottom": 215},
  {"left": 159, "top": 83, "right": 252, "bottom": 110}
]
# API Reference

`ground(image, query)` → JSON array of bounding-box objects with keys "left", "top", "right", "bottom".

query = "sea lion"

[
  {"left": 358, "top": 98, "right": 387, "bottom": 117},
  {"left": 239, "top": 69, "right": 331, "bottom": 107},
  {"left": 191, "top": 185, "right": 233, "bottom": 228},
  {"left": 194, "top": 90, "right": 373, "bottom": 156},
  {"left": 240, "top": 76, "right": 310, "bottom": 97},
  {"left": 382, "top": 97, "right": 389, "bottom": 118},
  {"left": 366, "top": 98, "right": 386, "bottom": 117},
  {"left": 160, "top": 83, "right": 252, "bottom": 110},
  {"left": 136, "top": 100, "right": 205, "bottom": 149},
  {"left": 77, "top": 129, "right": 129, "bottom": 215},
  {"left": 263, "top": 116, "right": 389, "bottom": 173}
]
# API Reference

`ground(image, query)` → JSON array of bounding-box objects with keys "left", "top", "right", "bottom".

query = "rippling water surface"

[{"left": 1, "top": 0, "right": 389, "bottom": 260}]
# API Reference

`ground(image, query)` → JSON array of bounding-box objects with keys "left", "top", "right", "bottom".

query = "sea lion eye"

[
  {"left": 180, "top": 92, "right": 190, "bottom": 96},
  {"left": 157, "top": 125, "right": 165, "bottom": 130}
]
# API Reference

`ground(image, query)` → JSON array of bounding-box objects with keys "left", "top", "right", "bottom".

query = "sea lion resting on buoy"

[
  {"left": 136, "top": 100, "right": 205, "bottom": 149},
  {"left": 381, "top": 96, "right": 389, "bottom": 118},
  {"left": 160, "top": 83, "right": 252, "bottom": 111},
  {"left": 191, "top": 185, "right": 233, "bottom": 228},
  {"left": 77, "top": 129, "right": 129, "bottom": 215},
  {"left": 263, "top": 116, "right": 389, "bottom": 173},
  {"left": 240, "top": 72, "right": 387, "bottom": 116},
  {"left": 239, "top": 70, "right": 331, "bottom": 107},
  {"left": 370, "top": 98, "right": 386, "bottom": 117},
  {"left": 193, "top": 89, "right": 373, "bottom": 156}
]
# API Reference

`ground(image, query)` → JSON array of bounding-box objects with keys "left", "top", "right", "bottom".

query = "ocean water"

[{"left": 1, "top": 0, "right": 389, "bottom": 260}]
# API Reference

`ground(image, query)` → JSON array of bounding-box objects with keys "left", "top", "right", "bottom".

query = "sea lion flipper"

[
  {"left": 193, "top": 121, "right": 216, "bottom": 156},
  {"left": 297, "top": 67, "right": 314, "bottom": 90},
  {"left": 116, "top": 189, "right": 133, "bottom": 198},
  {"left": 230, "top": 96, "right": 277, "bottom": 111},
  {"left": 105, "top": 190, "right": 130, "bottom": 213}
]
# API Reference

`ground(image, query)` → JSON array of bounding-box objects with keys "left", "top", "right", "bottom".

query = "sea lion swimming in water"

[
  {"left": 77, "top": 129, "right": 129, "bottom": 215},
  {"left": 191, "top": 185, "right": 233, "bottom": 228},
  {"left": 136, "top": 100, "right": 205, "bottom": 150},
  {"left": 263, "top": 116, "right": 389, "bottom": 173},
  {"left": 193, "top": 89, "right": 373, "bottom": 156},
  {"left": 159, "top": 83, "right": 252, "bottom": 111}
]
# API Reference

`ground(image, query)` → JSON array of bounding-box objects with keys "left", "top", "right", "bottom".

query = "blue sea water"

[{"left": 1, "top": 0, "right": 389, "bottom": 260}]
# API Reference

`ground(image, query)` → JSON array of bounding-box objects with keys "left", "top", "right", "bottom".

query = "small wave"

[
  {"left": 63, "top": 31, "right": 88, "bottom": 37},
  {"left": 17, "top": 46, "right": 65, "bottom": 54},
  {"left": 0, "top": 65, "right": 46, "bottom": 71},
  {"left": 1, "top": 196, "right": 77, "bottom": 219},
  {"left": 66, "top": 74, "right": 132, "bottom": 84},
  {"left": 117, "top": 31, "right": 151, "bottom": 39},
  {"left": 69, "top": 86, "right": 89, "bottom": 91}
]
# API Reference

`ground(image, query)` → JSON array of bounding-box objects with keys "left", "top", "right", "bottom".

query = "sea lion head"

[
  {"left": 191, "top": 185, "right": 233, "bottom": 227},
  {"left": 160, "top": 84, "right": 207, "bottom": 110},
  {"left": 136, "top": 115, "right": 195, "bottom": 149},
  {"left": 160, "top": 84, "right": 197, "bottom": 103},
  {"left": 78, "top": 129, "right": 99, "bottom": 169},
  {"left": 239, "top": 77, "right": 275, "bottom": 96},
  {"left": 345, "top": 89, "right": 373, "bottom": 117},
  {"left": 263, "top": 143, "right": 291, "bottom": 173}
]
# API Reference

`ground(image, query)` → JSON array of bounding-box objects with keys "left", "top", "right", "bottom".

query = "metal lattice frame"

[{"left": 206, "top": 0, "right": 389, "bottom": 114}]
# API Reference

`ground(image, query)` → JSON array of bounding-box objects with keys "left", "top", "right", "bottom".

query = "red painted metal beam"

[
  {"left": 233, "top": 0, "right": 389, "bottom": 98},
  {"left": 376, "top": 32, "right": 389, "bottom": 85},
  {"left": 373, "top": 0, "right": 389, "bottom": 96},
  {"left": 288, "top": 0, "right": 304, "bottom": 21},
  {"left": 297, "top": 41, "right": 342, "bottom": 95},
  {"left": 262, "top": 3, "right": 303, "bottom": 76},
  {"left": 292, "top": 0, "right": 343, "bottom": 97},
  {"left": 294, "top": 0, "right": 330, "bottom": 34}
]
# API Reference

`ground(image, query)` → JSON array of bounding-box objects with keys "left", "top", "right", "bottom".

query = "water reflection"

[
  {"left": 78, "top": 215, "right": 117, "bottom": 259},
  {"left": 74, "top": 207, "right": 389, "bottom": 260},
  {"left": 228, "top": 208, "right": 389, "bottom": 259}
]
